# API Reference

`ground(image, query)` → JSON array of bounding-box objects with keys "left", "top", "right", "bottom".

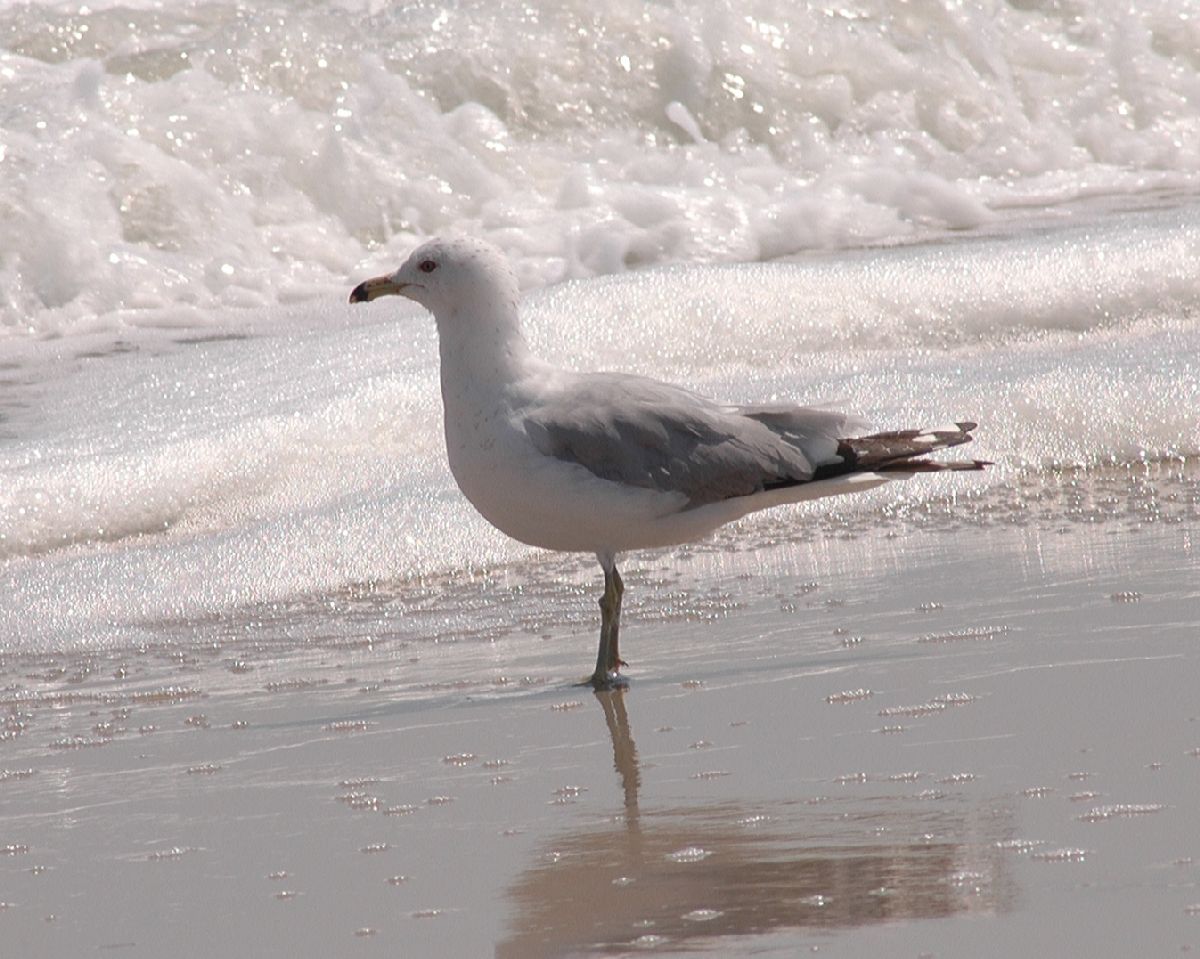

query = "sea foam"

[
  {"left": 2, "top": 0, "right": 1198, "bottom": 338},
  {"left": 2, "top": 206, "right": 1197, "bottom": 650}
]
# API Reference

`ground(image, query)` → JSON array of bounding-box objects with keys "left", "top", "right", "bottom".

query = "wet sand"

[{"left": 2, "top": 465, "right": 1198, "bottom": 957}]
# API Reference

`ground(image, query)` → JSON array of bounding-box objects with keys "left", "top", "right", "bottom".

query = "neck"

[{"left": 435, "top": 300, "right": 535, "bottom": 398}]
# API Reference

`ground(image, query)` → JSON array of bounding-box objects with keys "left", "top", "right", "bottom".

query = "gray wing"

[{"left": 522, "top": 372, "right": 856, "bottom": 508}]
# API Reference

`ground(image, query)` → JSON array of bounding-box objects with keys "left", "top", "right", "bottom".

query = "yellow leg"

[
  {"left": 582, "top": 557, "right": 628, "bottom": 689},
  {"left": 607, "top": 566, "right": 626, "bottom": 672}
]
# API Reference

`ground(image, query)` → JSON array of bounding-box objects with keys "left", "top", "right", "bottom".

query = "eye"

[{"left": 419, "top": 259, "right": 437, "bottom": 274}]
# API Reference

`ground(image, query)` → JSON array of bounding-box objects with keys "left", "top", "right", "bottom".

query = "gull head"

[{"left": 348, "top": 236, "right": 519, "bottom": 321}]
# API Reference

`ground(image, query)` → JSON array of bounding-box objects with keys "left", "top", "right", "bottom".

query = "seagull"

[{"left": 350, "top": 237, "right": 986, "bottom": 689}]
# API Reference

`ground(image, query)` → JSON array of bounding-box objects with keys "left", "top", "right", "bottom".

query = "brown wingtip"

[{"left": 811, "top": 420, "right": 988, "bottom": 481}]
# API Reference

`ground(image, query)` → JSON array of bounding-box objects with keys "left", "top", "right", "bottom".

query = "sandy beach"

[{"left": 2, "top": 463, "right": 1197, "bottom": 957}]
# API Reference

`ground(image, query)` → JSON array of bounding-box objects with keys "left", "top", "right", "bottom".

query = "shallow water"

[
  {"left": 4, "top": 0, "right": 1199, "bottom": 657},
  {"left": 1, "top": 481, "right": 1196, "bottom": 957},
  {"left": 3, "top": 202, "right": 1199, "bottom": 652}
]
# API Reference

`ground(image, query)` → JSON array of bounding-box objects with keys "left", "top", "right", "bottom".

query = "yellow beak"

[{"left": 348, "top": 275, "right": 407, "bottom": 303}]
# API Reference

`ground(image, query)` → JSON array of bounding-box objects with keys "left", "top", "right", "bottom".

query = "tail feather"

[{"left": 811, "top": 421, "right": 989, "bottom": 480}]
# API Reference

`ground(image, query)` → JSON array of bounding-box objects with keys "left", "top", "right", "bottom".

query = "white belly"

[{"left": 444, "top": 408, "right": 692, "bottom": 553}]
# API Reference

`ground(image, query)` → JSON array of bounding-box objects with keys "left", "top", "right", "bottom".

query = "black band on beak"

[{"left": 348, "top": 276, "right": 406, "bottom": 304}]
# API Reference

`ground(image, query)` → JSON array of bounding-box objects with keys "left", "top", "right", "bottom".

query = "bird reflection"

[
  {"left": 595, "top": 688, "right": 640, "bottom": 818},
  {"left": 498, "top": 690, "right": 1014, "bottom": 959}
]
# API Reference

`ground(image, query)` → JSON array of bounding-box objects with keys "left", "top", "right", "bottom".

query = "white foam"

[
  {"left": 2, "top": 207, "right": 1198, "bottom": 650},
  {"left": 2, "top": 0, "right": 1199, "bottom": 339}
]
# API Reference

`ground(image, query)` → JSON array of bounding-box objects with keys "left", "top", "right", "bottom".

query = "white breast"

[{"left": 439, "top": 373, "right": 694, "bottom": 554}]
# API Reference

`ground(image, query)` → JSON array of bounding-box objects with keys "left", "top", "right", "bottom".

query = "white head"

[{"left": 349, "top": 236, "right": 520, "bottom": 324}]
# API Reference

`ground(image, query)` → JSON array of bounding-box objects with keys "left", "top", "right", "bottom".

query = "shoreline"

[{"left": 2, "top": 468, "right": 1197, "bottom": 957}]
